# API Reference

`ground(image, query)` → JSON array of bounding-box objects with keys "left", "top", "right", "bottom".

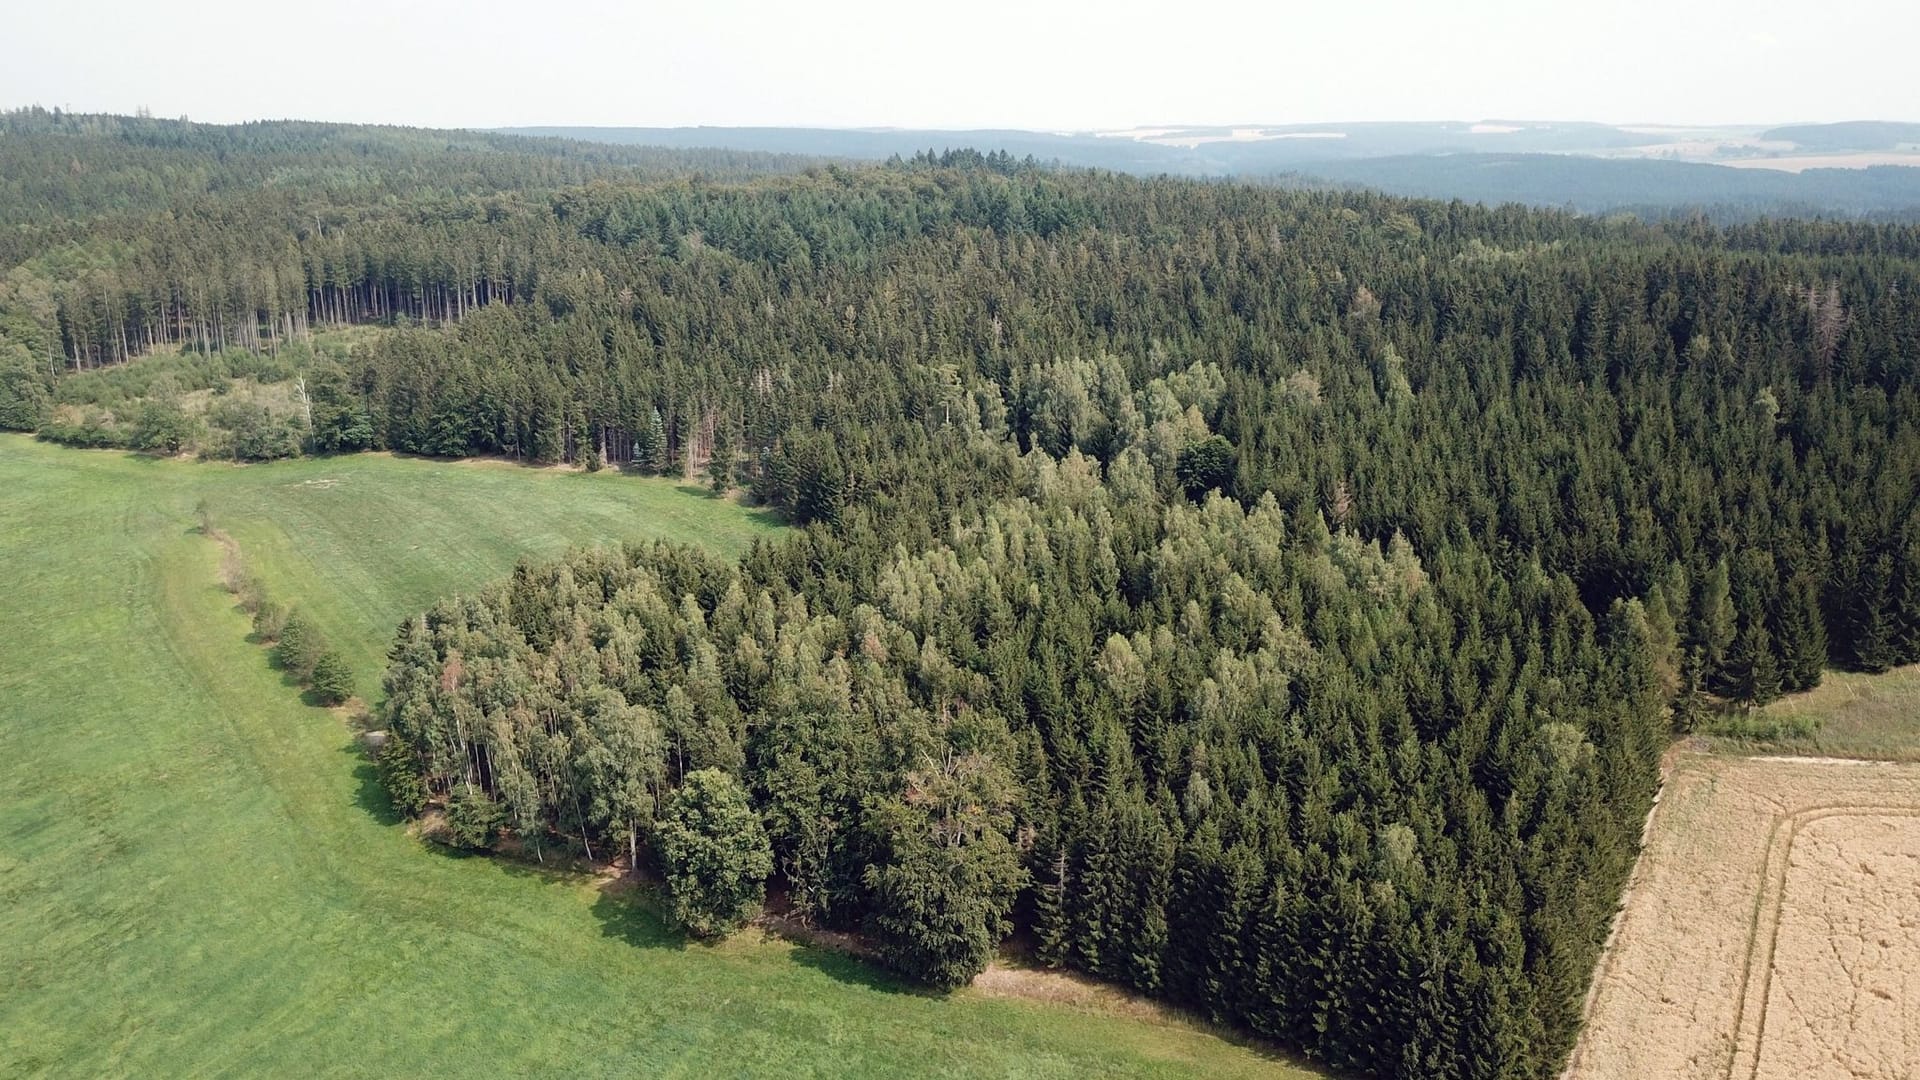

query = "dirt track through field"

[{"left": 1566, "top": 754, "right": 1920, "bottom": 1079}]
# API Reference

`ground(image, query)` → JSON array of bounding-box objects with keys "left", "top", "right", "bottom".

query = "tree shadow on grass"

[
  {"left": 666, "top": 484, "right": 789, "bottom": 529},
  {"left": 583, "top": 873, "right": 935, "bottom": 995},
  {"left": 743, "top": 506, "right": 787, "bottom": 531},
  {"left": 345, "top": 745, "right": 402, "bottom": 827},
  {"left": 981, "top": 948, "right": 1341, "bottom": 1073},
  {"left": 779, "top": 938, "right": 940, "bottom": 998},
  {"left": 264, "top": 659, "right": 334, "bottom": 709},
  {"left": 590, "top": 879, "right": 692, "bottom": 952}
]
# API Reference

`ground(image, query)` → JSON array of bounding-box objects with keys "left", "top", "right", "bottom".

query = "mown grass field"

[{"left": 0, "top": 435, "right": 1306, "bottom": 1078}]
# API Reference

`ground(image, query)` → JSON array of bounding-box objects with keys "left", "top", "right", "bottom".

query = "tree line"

[{"left": 201, "top": 502, "right": 356, "bottom": 705}]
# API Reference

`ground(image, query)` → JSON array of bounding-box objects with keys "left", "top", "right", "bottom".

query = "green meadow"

[{"left": 0, "top": 435, "right": 1303, "bottom": 1078}]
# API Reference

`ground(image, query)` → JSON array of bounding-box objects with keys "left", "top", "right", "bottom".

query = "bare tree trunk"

[
  {"left": 295, "top": 377, "right": 313, "bottom": 450},
  {"left": 573, "top": 791, "right": 595, "bottom": 863}
]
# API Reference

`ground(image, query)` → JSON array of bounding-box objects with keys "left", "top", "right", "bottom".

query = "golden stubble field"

[{"left": 1567, "top": 752, "right": 1920, "bottom": 1079}]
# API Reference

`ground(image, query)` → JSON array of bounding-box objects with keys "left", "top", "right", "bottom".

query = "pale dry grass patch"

[
  {"left": 1711, "top": 665, "right": 1920, "bottom": 762},
  {"left": 177, "top": 376, "right": 304, "bottom": 419}
]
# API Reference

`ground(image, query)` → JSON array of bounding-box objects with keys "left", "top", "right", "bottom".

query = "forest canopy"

[{"left": 6, "top": 110, "right": 1920, "bottom": 1080}]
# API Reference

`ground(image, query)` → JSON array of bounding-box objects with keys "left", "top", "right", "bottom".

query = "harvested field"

[
  {"left": 1567, "top": 754, "right": 1920, "bottom": 1079},
  {"left": 1755, "top": 813, "right": 1920, "bottom": 1078}
]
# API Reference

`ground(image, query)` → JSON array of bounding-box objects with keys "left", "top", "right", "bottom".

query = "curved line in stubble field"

[{"left": 1725, "top": 803, "right": 1920, "bottom": 1080}]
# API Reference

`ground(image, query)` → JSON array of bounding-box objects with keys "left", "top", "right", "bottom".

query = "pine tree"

[
  {"left": 1695, "top": 559, "right": 1736, "bottom": 686},
  {"left": 1773, "top": 574, "right": 1828, "bottom": 692},
  {"left": 273, "top": 609, "right": 326, "bottom": 680},
  {"left": 310, "top": 650, "right": 355, "bottom": 705},
  {"left": 647, "top": 407, "right": 670, "bottom": 476},
  {"left": 1728, "top": 617, "right": 1782, "bottom": 704},
  {"left": 709, "top": 420, "right": 736, "bottom": 494},
  {"left": 1175, "top": 435, "right": 1234, "bottom": 499},
  {"left": 1894, "top": 538, "right": 1920, "bottom": 665},
  {"left": 1854, "top": 555, "right": 1898, "bottom": 673},
  {"left": 251, "top": 599, "right": 289, "bottom": 642}
]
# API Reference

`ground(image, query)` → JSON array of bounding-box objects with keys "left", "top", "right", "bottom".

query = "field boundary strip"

[{"left": 1558, "top": 743, "right": 1686, "bottom": 1080}]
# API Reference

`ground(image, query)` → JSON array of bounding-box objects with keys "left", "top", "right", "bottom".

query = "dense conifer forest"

[{"left": 6, "top": 110, "right": 1920, "bottom": 1079}]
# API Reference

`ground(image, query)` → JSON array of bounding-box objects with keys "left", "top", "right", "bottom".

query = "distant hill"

[
  {"left": 1295, "top": 153, "right": 1920, "bottom": 219},
  {"left": 500, "top": 121, "right": 1654, "bottom": 170},
  {"left": 504, "top": 123, "right": 1920, "bottom": 220},
  {"left": 0, "top": 108, "right": 822, "bottom": 233},
  {"left": 500, "top": 125, "right": 1195, "bottom": 173},
  {"left": 1762, "top": 121, "right": 1920, "bottom": 151},
  {"left": 499, "top": 121, "right": 1659, "bottom": 175}
]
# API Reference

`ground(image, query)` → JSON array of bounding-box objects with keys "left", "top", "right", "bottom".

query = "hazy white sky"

[{"left": 4, "top": 0, "right": 1914, "bottom": 130}]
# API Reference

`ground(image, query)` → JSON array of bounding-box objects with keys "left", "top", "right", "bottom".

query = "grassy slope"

[{"left": 0, "top": 435, "right": 1305, "bottom": 1079}]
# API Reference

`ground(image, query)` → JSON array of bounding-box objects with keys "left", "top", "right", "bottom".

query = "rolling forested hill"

[
  {"left": 1288, "top": 153, "right": 1920, "bottom": 219},
  {"left": 5, "top": 109, "right": 1920, "bottom": 1079},
  {"left": 1758, "top": 120, "right": 1920, "bottom": 151},
  {"left": 508, "top": 121, "right": 1920, "bottom": 219}
]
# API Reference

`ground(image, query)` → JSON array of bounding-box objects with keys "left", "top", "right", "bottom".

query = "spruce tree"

[
  {"left": 1695, "top": 559, "right": 1737, "bottom": 687},
  {"left": 445, "top": 787, "right": 504, "bottom": 850},
  {"left": 1030, "top": 837, "right": 1073, "bottom": 969},
  {"left": 1729, "top": 618, "right": 1782, "bottom": 704},
  {"left": 1854, "top": 556, "right": 1898, "bottom": 673},
  {"left": 1894, "top": 538, "right": 1920, "bottom": 665},
  {"left": 273, "top": 609, "right": 326, "bottom": 681},
  {"left": 374, "top": 736, "right": 428, "bottom": 818},
  {"left": 1773, "top": 575, "right": 1828, "bottom": 692},
  {"left": 646, "top": 407, "right": 670, "bottom": 477},
  {"left": 709, "top": 421, "right": 736, "bottom": 494},
  {"left": 310, "top": 651, "right": 355, "bottom": 705}
]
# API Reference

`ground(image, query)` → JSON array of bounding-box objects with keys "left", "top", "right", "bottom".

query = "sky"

[{"left": 3, "top": 0, "right": 1915, "bottom": 131}]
